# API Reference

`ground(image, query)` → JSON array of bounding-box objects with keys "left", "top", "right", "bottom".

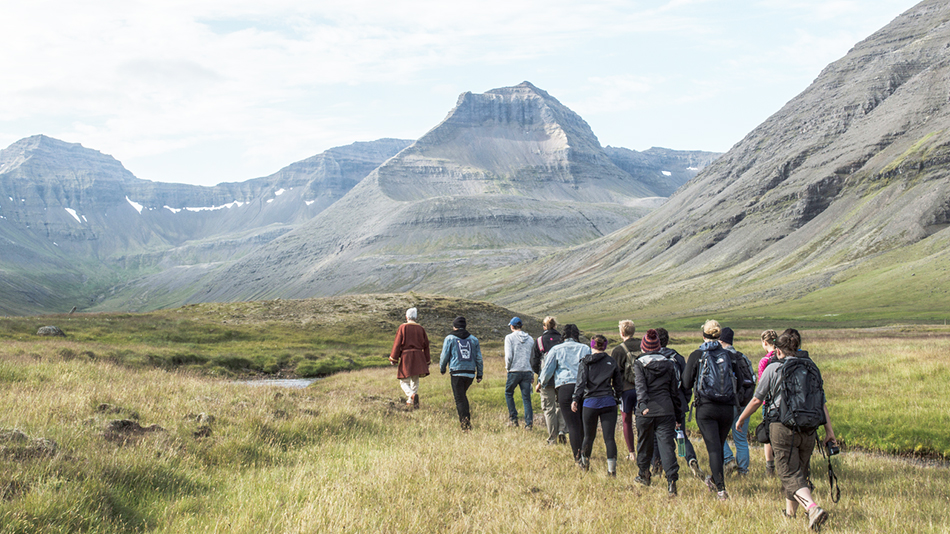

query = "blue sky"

[{"left": 0, "top": 1, "right": 919, "bottom": 186}]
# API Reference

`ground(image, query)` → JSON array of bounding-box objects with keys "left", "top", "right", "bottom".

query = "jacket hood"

[
  {"left": 512, "top": 331, "right": 531, "bottom": 343},
  {"left": 699, "top": 340, "right": 722, "bottom": 352},
  {"left": 586, "top": 350, "right": 609, "bottom": 364},
  {"left": 453, "top": 329, "right": 471, "bottom": 340}
]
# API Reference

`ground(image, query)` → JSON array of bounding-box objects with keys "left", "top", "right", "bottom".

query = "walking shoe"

[
  {"left": 781, "top": 509, "right": 796, "bottom": 519},
  {"left": 507, "top": 420, "right": 519, "bottom": 428},
  {"left": 688, "top": 458, "right": 706, "bottom": 480},
  {"left": 607, "top": 469, "right": 617, "bottom": 478},
  {"left": 724, "top": 459, "right": 736, "bottom": 474},
  {"left": 634, "top": 474, "right": 651, "bottom": 486},
  {"left": 524, "top": 424, "right": 533, "bottom": 431},
  {"left": 807, "top": 506, "right": 828, "bottom": 531},
  {"left": 412, "top": 393, "right": 419, "bottom": 407},
  {"left": 558, "top": 433, "right": 567, "bottom": 445},
  {"left": 717, "top": 490, "right": 730, "bottom": 501},
  {"left": 704, "top": 475, "right": 717, "bottom": 492},
  {"left": 651, "top": 460, "right": 663, "bottom": 476},
  {"left": 667, "top": 479, "right": 677, "bottom": 496},
  {"left": 765, "top": 466, "right": 776, "bottom": 477},
  {"left": 578, "top": 455, "right": 590, "bottom": 471}
]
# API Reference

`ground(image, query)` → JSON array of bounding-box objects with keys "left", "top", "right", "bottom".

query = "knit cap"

[
  {"left": 453, "top": 316, "right": 467, "bottom": 329},
  {"left": 641, "top": 329, "right": 661, "bottom": 352},
  {"left": 720, "top": 327, "right": 734, "bottom": 345}
]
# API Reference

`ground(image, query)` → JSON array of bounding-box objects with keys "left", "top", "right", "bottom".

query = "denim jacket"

[{"left": 538, "top": 339, "right": 590, "bottom": 389}]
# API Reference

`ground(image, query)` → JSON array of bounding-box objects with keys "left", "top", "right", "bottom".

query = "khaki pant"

[
  {"left": 770, "top": 422, "right": 816, "bottom": 501},
  {"left": 540, "top": 384, "right": 566, "bottom": 443}
]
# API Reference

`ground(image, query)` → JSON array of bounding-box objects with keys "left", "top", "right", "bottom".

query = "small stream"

[{"left": 233, "top": 378, "right": 318, "bottom": 389}]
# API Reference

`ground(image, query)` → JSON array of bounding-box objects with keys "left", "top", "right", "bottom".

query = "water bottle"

[{"left": 676, "top": 429, "right": 686, "bottom": 458}]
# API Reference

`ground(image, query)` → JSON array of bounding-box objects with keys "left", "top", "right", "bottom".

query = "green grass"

[{"left": 1, "top": 330, "right": 948, "bottom": 533}]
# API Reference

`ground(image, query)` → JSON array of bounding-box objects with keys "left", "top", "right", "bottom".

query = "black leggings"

[
  {"left": 696, "top": 402, "right": 735, "bottom": 491},
  {"left": 556, "top": 384, "right": 584, "bottom": 460},
  {"left": 581, "top": 404, "right": 618, "bottom": 460}
]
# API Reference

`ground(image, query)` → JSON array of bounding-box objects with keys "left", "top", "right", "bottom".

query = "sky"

[{"left": 0, "top": 0, "right": 921, "bottom": 187}]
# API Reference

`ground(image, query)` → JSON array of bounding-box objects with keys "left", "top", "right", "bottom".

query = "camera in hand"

[{"left": 826, "top": 442, "right": 840, "bottom": 456}]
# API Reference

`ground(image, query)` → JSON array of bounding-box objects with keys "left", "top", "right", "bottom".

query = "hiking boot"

[
  {"left": 724, "top": 459, "right": 736, "bottom": 474},
  {"left": 578, "top": 455, "right": 590, "bottom": 472},
  {"left": 651, "top": 460, "right": 663, "bottom": 476},
  {"left": 807, "top": 506, "right": 828, "bottom": 531},
  {"left": 717, "top": 490, "right": 729, "bottom": 501},
  {"left": 634, "top": 473, "right": 651, "bottom": 486},
  {"left": 688, "top": 458, "right": 705, "bottom": 480},
  {"left": 667, "top": 479, "right": 677, "bottom": 496},
  {"left": 765, "top": 465, "right": 776, "bottom": 477},
  {"left": 607, "top": 458, "right": 617, "bottom": 477},
  {"left": 507, "top": 420, "right": 519, "bottom": 428},
  {"left": 412, "top": 393, "right": 419, "bottom": 407},
  {"left": 558, "top": 433, "right": 567, "bottom": 445},
  {"left": 704, "top": 476, "right": 717, "bottom": 493}
]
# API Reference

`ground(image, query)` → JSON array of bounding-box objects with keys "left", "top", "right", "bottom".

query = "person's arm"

[
  {"left": 504, "top": 335, "right": 513, "bottom": 371},
  {"left": 539, "top": 350, "right": 555, "bottom": 389},
  {"left": 736, "top": 397, "right": 763, "bottom": 431},
  {"left": 822, "top": 404, "right": 836, "bottom": 444},
  {"left": 669, "top": 363, "right": 684, "bottom": 422},
  {"left": 389, "top": 326, "right": 404, "bottom": 365},
  {"left": 439, "top": 337, "right": 452, "bottom": 374},
  {"left": 634, "top": 359, "right": 649, "bottom": 415},
  {"left": 530, "top": 341, "right": 542, "bottom": 375},
  {"left": 611, "top": 362, "right": 623, "bottom": 402},
  {"left": 681, "top": 351, "right": 699, "bottom": 405},
  {"left": 474, "top": 339, "right": 483, "bottom": 382},
  {"left": 572, "top": 359, "right": 589, "bottom": 406}
]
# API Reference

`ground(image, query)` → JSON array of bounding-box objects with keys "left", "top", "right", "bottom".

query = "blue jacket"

[
  {"left": 439, "top": 332, "right": 483, "bottom": 379},
  {"left": 538, "top": 339, "right": 590, "bottom": 389}
]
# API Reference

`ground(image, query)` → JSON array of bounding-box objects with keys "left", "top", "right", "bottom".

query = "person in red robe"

[{"left": 389, "top": 307, "right": 431, "bottom": 408}]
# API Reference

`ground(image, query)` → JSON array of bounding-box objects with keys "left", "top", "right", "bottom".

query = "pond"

[{"left": 233, "top": 378, "right": 318, "bottom": 389}]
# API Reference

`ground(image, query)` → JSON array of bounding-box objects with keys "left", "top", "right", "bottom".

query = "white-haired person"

[{"left": 389, "top": 307, "right": 431, "bottom": 408}]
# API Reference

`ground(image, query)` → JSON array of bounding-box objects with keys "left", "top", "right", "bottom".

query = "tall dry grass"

[{"left": 1, "top": 330, "right": 949, "bottom": 533}]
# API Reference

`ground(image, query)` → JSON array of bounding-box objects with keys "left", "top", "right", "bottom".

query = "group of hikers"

[{"left": 388, "top": 308, "right": 837, "bottom": 531}]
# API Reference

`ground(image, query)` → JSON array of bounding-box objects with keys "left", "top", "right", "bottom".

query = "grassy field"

[{"left": 1, "top": 300, "right": 949, "bottom": 532}]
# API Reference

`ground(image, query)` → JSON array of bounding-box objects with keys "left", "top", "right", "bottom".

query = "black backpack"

[
  {"left": 694, "top": 347, "right": 737, "bottom": 404},
  {"left": 621, "top": 343, "right": 640, "bottom": 385},
  {"left": 778, "top": 357, "right": 826, "bottom": 433},
  {"left": 732, "top": 350, "right": 756, "bottom": 406}
]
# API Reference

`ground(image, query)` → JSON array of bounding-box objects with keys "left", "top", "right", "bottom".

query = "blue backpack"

[{"left": 695, "top": 347, "right": 737, "bottom": 404}]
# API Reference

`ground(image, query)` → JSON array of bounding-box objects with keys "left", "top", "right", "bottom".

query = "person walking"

[
  {"left": 655, "top": 327, "right": 704, "bottom": 480},
  {"left": 439, "top": 316, "right": 484, "bottom": 431},
  {"left": 736, "top": 329, "right": 836, "bottom": 531},
  {"left": 682, "top": 319, "right": 740, "bottom": 500},
  {"left": 539, "top": 324, "right": 590, "bottom": 464},
  {"left": 531, "top": 316, "right": 565, "bottom": 444},
  {"left": 758, "top": 329, "right": 779, "bottom": 476},
  {"left": 389, "top": 307, "right": 431, "bottom": 409},
  {"left": 721, "top": 327, "right": 754, "bottom": 476},
  {"left": 609, "top": 320, "right": 640, "bottom": 461},
  {"left": 504, "top": 317, "right": 535, "bottom": 429},
  {"left": 633, "top": 329, "right": 683, "bottom": 495},
  {"left": 572, "top": 334, "right": 623, "bottom": 476}
]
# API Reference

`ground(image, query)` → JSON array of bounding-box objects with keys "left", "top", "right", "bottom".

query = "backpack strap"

[{"left": 537, "top": 336, "right": 545, "bottom": 353}]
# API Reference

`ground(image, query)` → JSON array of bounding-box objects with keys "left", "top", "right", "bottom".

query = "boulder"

[{"left": 36, "top": 326, "right": 65, "bottom": 337}]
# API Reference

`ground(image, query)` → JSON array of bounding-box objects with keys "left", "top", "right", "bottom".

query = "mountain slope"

[
  {"left": 478, "top": 0, "right": 950, "bottom": 324},
  {"left": 184, "top": 82, "right": 711, "bottom": 304},
  {"left": 0, "top": 136, "right": 411, "bottom": 314}
]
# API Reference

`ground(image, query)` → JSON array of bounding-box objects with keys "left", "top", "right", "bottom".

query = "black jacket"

[
  {"left": 531, "top": 329, "right": 563, "bottom": 386},
  {"left": 572, "top": 351, "right": 623, "bottom": 404},
  {"left": 634, "top": 351, "right": 684, "bottom": 420},
  {"left": 682, "top": 343, "right": 740, "bottom": 408}
]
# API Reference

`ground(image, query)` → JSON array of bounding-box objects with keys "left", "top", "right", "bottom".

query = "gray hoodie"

[{"left": 505, "top": 330, "right": 534, "bottom": 373}]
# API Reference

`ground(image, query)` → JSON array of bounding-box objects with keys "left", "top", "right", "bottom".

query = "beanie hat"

[
  {"left": 641, "top": 329, "right": 661, "bottom": 352},
  {"left": 720, "top": 327, "right": 734, "bottom": 345},
  {"left": 453, "top": 316, "right": 467, "bottom": 329}
]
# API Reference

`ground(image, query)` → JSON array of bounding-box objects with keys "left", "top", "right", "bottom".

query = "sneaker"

[
  {"left": 634, "top": 474, "right": 651, "bottom": 486},
  {"left": 717, "top": 490, "right": 729, "bottom": 501},
  {"left": 704, "top": 476, "right": 717, "bottom": 493},
  {"left": 578, "top": 456, "right": 590, "bottom": 471},
  {"left": 667, "top": 479, "right": 677, "bottom": 496},
  {"left": 724, "top": 460, "right": 736, "bottom": 474},
  {"left": 689, "top": 458, "right": 706, "bottom": 480},
  {"left": 807, "top": 506, "right": 828, "bottom": 531}
]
